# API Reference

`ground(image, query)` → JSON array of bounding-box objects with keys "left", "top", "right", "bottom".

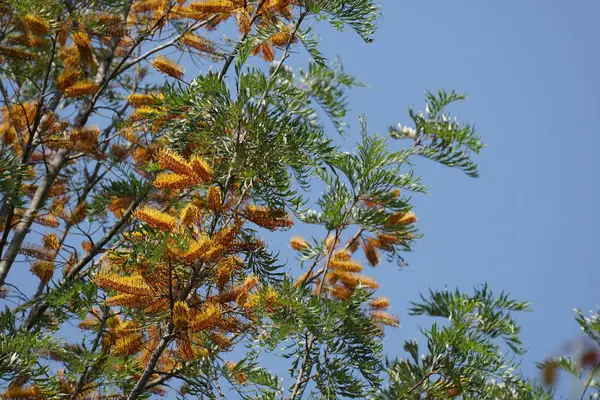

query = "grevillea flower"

[
  {"left": 388, "top": 211, "right": 417, "bottom": 226},
  {"left": 21, "top": 14, "right": 50, "bottom": 35},
  {"left": 105, "top": 293, "right": 152, "bottom": 309},
  {"left": 42, "top": 233, "right": 60, "bottom": 250},
  {"left": 173, "top": 301, "right": 190, "bottom": 329},
  {"left": 127, "top": 93, "right": 163, "bottom": 107},
  {"left": 190, "top": 0, "right": 236, "bottom": 13},
  {"left": 332, "top": 250, "right": 351, "bottom": 261},
  {"left": 134, "top": 206, "right": 178, "bottom": 232},
  {"left": 34, "top": 215, "right": 60, "bottom": 228},
  {"left": 290, "top": 236, "right": 308, "bottom": 250},
  {"left": 189, "top": 154, "right": 213, "bottom": 181},
  {"left": 94, "top": 274, "right": 154, "bottom": 296},
  {"left": 331, "top": 285, "right": 352, "bottom": 300},
  {"left": 362, "top": 238, "right": 380, "bottom": 267},
  {"left": 181, "top": 33, "right": 216, "bottom": 53},
  {"left": 1, "top": 386, "right": 42, "bottom": 399},
  {"left": 72, "top": 32, "right": 92, "bottom": 55},
  {"left": 180, "top": 203, "right": 201, "bottom": 225},
  {"left": 369, "top": 297, "right": 390, "bottom": 310},
  {"left": 153, "top": 173, "right": 200, "bottom": 190},
  {"left": 236, "top": 11, "right": 250, "bottom": 34},
  {"left": 244, "top": 204, "right": 293, "bottom": 230},
  {"left": 370, "top": 311, "right": 399, "bottom": 327},
  {"left": 19, "top": 244, "right": 54, "bottom": 261},
  {"left": 207, "top": 186, "right": 223, "bottom": 214},
  {"left": 182, "top": 235, "right": 212, "bottom": 263},
  {"left": 0, "top": 46, "right": 36, "bottom": 60},
  {"left": 216, "top": 257, "right": 240, "bottom": 291},
  {"left": 112, "top": 334, "right": 144, "bottom": 356},
  {"left": 329, "top": 259, "right": 363, "bottom": 273},
  {"left": 190, "top": 302, "right": 222, "bottom": 331},
  {"left": 157, "top": 149, "right": 196, "bottom": 176},
  {"left": 358, "top": 275, "right": 379, "bottom": 289},
  {"left": 57, "top": 69, "right": 80, "bottom": 90},
  {"left": 261, "top": 43, "right": 275, "bottom": 62},
  {"left": 132, "top": 0, "right": 166, "bottom": 12},
  {"left": 30, "top": 261, "right": 54, "bottom": 282},
  {"left": 64, "top": 80, "right": 99, "bottom": 98},
  {"left": 151, "top": 56, "right": 184, "bottom": 79},
  {"left": 269, "top": 31, "right": 295, "bottom": 46}
]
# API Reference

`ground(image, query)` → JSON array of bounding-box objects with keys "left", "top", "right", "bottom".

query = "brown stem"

[
  {"left": 580, "top": 365, "right": 599, "bottom": 400},
  {"left": 126, "top": 326, "right": 174, "bottom": 400},
  {"left": 69, "top": 306, "right": 110, "bottom": 400},
  {"left": 289, "top": 229, "right": 341, "bottom": 399},
  {"left": 218, "top": 0, "right": 266, "bottom": 81}
]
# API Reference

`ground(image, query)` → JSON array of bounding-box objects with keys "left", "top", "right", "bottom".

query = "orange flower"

[
  {"left": 181, "top": 33, "right": 216, "bottom": 53},
  {"left": 190, "top": 0, "right": 236, "bottom": 13},
  {"left": 21, "top": 14, "right": 50, "bottom": 35},
  {"left": 180, "top": 203, "right": 201, "bottom": 225},
  {"left": 370, "top": 311, "right": 399, "bottom": 327},
  {"left": 157, "top": 149, "right": 196, "bottom": 176},
  {"left": 245, "top": 204, "right": 293, "bottom": 230},
  {"left": 152, "top": 56, "right": 184, "bottom": 79},
  {"left": 207, "top": 186, "right": 223, "bottom": 214},
  {"left": 369, "top": 297, "right": 390, "bottom": 310},
  {"left": 134, "top": 206, "right": 178, "bottom": 232},
  {"left": 189, "top": 154, "right": 213, "bottom": 181},
  {"left": 0, "top": 46, "right": 36, "bottom": 60},
  {"left": 30, "top": 261, "right": 54, "bottom": 282},
  {"left": 127, "top": 93, "right": 163, "bottom": 107},
  {"left": 57, "top": 69, "right": 80, "bottom": 90},
  {"left": 153, "top": 173, "right": 200, "bottom": 190},
  {"left": 290, "top": 236, "right": 309, "bottom": 251},
  {"left": 64, "top": 80, "right": 99, "bottom": 98},
  {"left": 388, "top": 211, "right": 417, "bottom": 226},
  {"left": 362, "top": 238, "right": 380, "bottom": 267}
]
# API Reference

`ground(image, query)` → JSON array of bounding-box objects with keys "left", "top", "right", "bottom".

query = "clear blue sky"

[{"left": 284, "top": 0, "right": 600, "bottom": 389}]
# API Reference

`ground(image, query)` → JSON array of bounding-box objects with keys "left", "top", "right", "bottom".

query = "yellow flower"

[
  {"left": 153, "top": 173, "right": 200, "bottom": 190},
  {"left": 64, "top": 80, "right": 99, "bottom": 98},
  {"left": 189, "top": 154, "right": 213, "bottom": 181},
  {"left": 370, "top": 310, "right": 399, "bottom": 327},
  {"left": 207, "top": 186, "right": 223, "bottom": 214},
  {"left": 21, "top": 14, "right": 50, "bottom": 35},
  {"left": 181, "top": 33, "right": 216, "bottom": 53},
  {"left": 157, "top": 149, "right": 196, "bottom": 176},
  {"left": 152, "top": 56, "right": 184, "bottom": 79},
  {"left": 190, "top": 0, "right": 236, "bottom": 13},
  {"left": 290, "top": 236, "right": 308, "bottom": 251},
  {"left": 369, "top": 297, "right": 390, "bottom": 310},
  {"left": 134, "top": 206, "right": 178, "bottom": 232}
]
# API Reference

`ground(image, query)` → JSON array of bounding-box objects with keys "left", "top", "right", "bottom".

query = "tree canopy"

[{"left": 0, "top": 0, "right": 597, "bottom": 399}]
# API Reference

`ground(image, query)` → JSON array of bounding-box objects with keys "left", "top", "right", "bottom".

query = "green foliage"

[
  {"left": 0, "top": 307, "right": 62, "bottom": 382},
  {"left": 0, "top": 152, "right": 26, "bottom": 208},
  {"left": 252, "top": 280, "right": 383, "bottom": 399},
  {"left": 575, "top": 308, "right": 600, "bottom": 348},
  {"left": 390, "top": 90, "right": 484, "bottom": 177},
  {"left": 307, "top": 0, "right": 381, "bottom": 42},
  {"left": 377, "top": 286, "right": 542, "bottom": 399}
]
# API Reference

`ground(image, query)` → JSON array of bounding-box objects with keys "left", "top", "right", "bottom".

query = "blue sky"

[{"left": 286, "top": 0, "right": 600, "bottom": 390}]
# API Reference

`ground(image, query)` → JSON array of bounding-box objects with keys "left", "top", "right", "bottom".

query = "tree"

[{"left": 0, "top": 0, "right": 596, "bottom": 399}]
